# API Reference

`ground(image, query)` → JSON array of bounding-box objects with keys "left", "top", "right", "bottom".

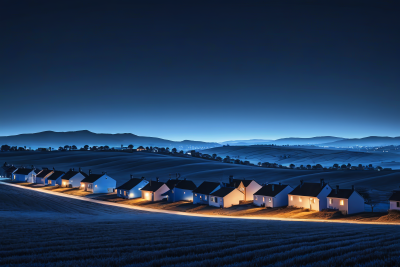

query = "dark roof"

[
  {"left": 193, "top": 181, "right": 221, "bottom": 195},
  {"left": 81, "top": 174, "right": 103, "bottom": 183},
  {"left": 327, "top": 189, "right": 355, "bottom": 199},
  {"left": 254, "top": 184, "right": 290, "bottom": 197},
  {"left": 6, "top": 166, "right": 17, "bottom": 173},
  {"left": 140, "top": 181, "right": 165, "bottom": 192},
  {"left": 228, "top": 179, "right": 255, "bottom": 188},
  {"left": 48, "top": 171, "right": 65, "bottom": 180},
  {"left": 175, "top": 180, "right": 197, "bottom": 190},
  {"left": 14, "top": 168, "right": 35, "bottom": 175},
  {"left": 289, "top": 182, "right": 329, "bottom": 197},
  {"left": 36, "top": 169, "right": 54, "bottom": 178},
  {"left": 61, "top": 170, "right": 88, "bottom": 180},
  {"left": 117, "top": 178, "right": 146, "bottom": 190},
  {"left": 389, "top": 191, "right": 400, "bottom": 201},
  {"left": 165, "top": 179, "right": 181, "bottom": 189},
  {"left": 210, "top": 187, "right": 243, "bottom": 198}
]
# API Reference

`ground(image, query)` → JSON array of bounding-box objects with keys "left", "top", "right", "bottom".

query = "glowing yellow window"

[
  {"left": 329, "top": 199, "right": 332, "bottom": 204},
  {"left": 340, "top": 200, "right": 344, "bottom": 206},
  {"left": 95, "top": 185, "right": 97, "bottom": 188},
  {"left": 299, "top": 197, "right": 302, "bottom": 202},
  {"left": 290, "top": 196, "right": 293, "bottom": 201}
]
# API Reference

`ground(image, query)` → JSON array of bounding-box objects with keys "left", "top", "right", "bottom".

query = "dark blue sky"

[{"left": 1, "top": 0, "right": 399, "bottom": 142}]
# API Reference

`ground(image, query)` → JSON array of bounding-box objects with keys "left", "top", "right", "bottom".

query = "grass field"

[{"left": 1, "top": 184, "right": 400, "bottom": 267}]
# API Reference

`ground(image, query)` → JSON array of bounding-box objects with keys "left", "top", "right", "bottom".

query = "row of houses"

[{"left": 4, "top": 163, "right": 400, "bottom": 215}]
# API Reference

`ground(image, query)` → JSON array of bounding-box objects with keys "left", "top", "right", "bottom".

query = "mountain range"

[{"left": 0, "top": 130, "right": 221, "bottom": 150}]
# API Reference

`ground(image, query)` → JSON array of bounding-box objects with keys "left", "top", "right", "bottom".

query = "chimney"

[
  {"left": 229, "top": 175, "right": 234, "bottom": 183},
  {"left": 272, "top": 184, "right": 274, "bottom": 191},
  {"left": 300, "top": 180, "right": 304, "bottom": 187},
  {"left": 79, "top": 167, "right": 81, "bottom": 172},
  {"left": 279, "top": 182, "right": 281, "bottom": 186},
  {"left": 352, "top": 185, "right": 355, "bottom": 192},
  {"left": 141, "top": 177, "right": 145, "bottom": 180},
  {"left": 336, "top": 185, "right": 339, "bottom": 194},
  {"left": 130, "top": 174, "right": 133, "bottom": 179},
  {"left": 320, "top": 179, "right": 324, "bottom": 187},
  {"left": 72, "top": 168, "right": 74, "bottom": 171},
  {"left": 89, "top": 169, "right": 92, "bottom": 175},
  {"left": 53, "top": 167, "right": 55, "bottom": 171},
  {"left": 149, "top": 180, "right": 151, "bottom": 186},
  {"left": 104, "top": 171, "right": 107, "bottom": 175},
  {"left": 156, "top": 177, "right": 159, "bottom": 182}
]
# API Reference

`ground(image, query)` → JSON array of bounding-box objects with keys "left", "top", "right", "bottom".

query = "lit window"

[
  {"left": 172, "top": 190, "right": 174, "bottom": 194},
  {"left": 269, "top": 198, "right": 272, "bottom": 202},
  {"left": 200, "top": 195, "right": 202, "bottom": 199},
  {"left": 263, "top": 197, "right": 265, "bottom": 202},
  {"left": 184, "top": 192, "right": 185, "bottom": 194},
  {"left": 340, "top": 200, "right": 344, "bottom": 206},
  {"left": 205, "top": 196, "right": 207, "bottom": 200},
  {"left": 290, "top": 196, "right": 293, "bottom": 201},
  {"left": 329, "top": 199, "right": 332, "bottom": 204},
  {"left": 255, "top": 196, "right": 258, "bottom": 200},
  {"left": 14, "top": 175, "right": 16, "bottom": 179},
  {"left": 299, "top": 197, "right": 302, "bottom": 202},
  {"left": 195, "top": 194, "right": 197, "bottom": 197},
  {"left": 95, "top": 185, "right": 97, "bottom": 188}
]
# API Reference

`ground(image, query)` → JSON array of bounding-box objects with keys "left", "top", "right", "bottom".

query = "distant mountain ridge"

[
  {"left": 0, "top": 130, "right": 221, "bottom": 150},
  {"left": 321, "top": 136, "right": 400, "bottom": 147}
]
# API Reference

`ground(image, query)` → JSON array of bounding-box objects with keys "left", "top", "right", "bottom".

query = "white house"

[
  {"left": 35, "top": 168, "right": 54, "bottom": 185},
  {"left": 61, "top": 168, "right": 88, "bottom": 188},
  {"left": 80, "top": 171, "right": 116, "bottom": 193},
  {"left": 227, "top": 176, "right": 262, "bottom": 201},
  {"left": 209, "top": 187, "right": 244, "bottom": 208},
  {"left": 389, "top": 190, "right": 400, "bottom": 211},
  {"left": 288, "top": 179, "right": 332, "bottom": 211},
  {"left": 140, "top": 179, "right": 170, "bottom": 201},
  {"left": 327, "top": 185, "right": 364, "bottom": 215},
  {"left": 116, "top": 176, "right": 149, "bottom": 199},
  {"left": 192, "top": 181, "right": 221, "bottom": 205},
  {"left": 12, "top": 168, "right": 37, "bottom": 183},
  {"left": 163, "top": 178, "right": 197, "bottom": 202},
  {"left": 253, "top": 183, "right": 293, "bottom": 208},
  {"left": 47, "top": 170, "right": 65, "bottom": 186}
]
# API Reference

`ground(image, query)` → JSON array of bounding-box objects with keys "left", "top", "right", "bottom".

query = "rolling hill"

[{"left": 0, "top": 130, "right": 221, "bottom": 150}]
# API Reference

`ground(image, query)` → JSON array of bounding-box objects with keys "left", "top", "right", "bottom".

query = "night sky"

[{"left": 1, "top": 0, "right": 399, "bottom": 142}]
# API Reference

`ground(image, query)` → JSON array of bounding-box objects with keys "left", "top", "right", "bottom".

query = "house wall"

[
  {"left": 254, "top": 187, "right": 293, "bottom": 208},
  {"left": 193, "top": 193, "right": 210, "bottom": 205},
  {"left": 209, "top": 195, "right": 222, "bottom": 208},
  {"left": 13, "top": 174, "right": 28, "bottom": 182},
  {"left": 327, "top": 197, "right": 349, "bottom": 214},
  {"left": 92, "top": 175, "right": 116, "bottom": 193},
  {"left": 348, "top": 192, "right": 365, "bottom": 214},
  {"left": 171, "top": 188, "right": 193, "bottom": 202},
  {"left": 27, "top": 172, "right": 36, "bottom": 183},
  {"left": 63, "top": 173, "right": 86, "bottom": 188},
  {"left": 317, "top": 185, "right": 332, "bottom": 210},
  {"left": 390, "top": 201, "right": 400, "bottom": 210},
  {"left": 153, "top": 184, "right": 170, "bottom": 201},
  {"left": 48, "top": 176, "right": 64, "bottom": 186},
  {"left": 245, "top": 181, "right": 262, "bottom": 201},
  {"left": 141, "top": 190, "right": 153, "bottom": 201},
  {"left": 288, "top": 194, "right": 320, "bottom": 211},
  {"left": 117, "top": 180, "right": 149, "bottom": 199},
  {"left": 222, "top": 189, "right": 244, "bottom": 208},
  {"left": 253, "top": 195, "right": 272, "bottom": 207}
]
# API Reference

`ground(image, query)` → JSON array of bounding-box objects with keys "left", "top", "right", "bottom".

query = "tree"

[
  {"left": 179, "top": 150, "right": 184, "bottom": 154},
  {"left": 58, "top": 147, "right": 63, "bottom": 151},
  {"left": 341, "top": 164, "right": 347, "bottom": 169},
  {"left": 71, "top": 145, "right": 77, "bottom": 150},
  {"left": 104, "top": 145, "right": 109, "bottom": 150},
  {"left": 99, "top": 146, "right": 104, "bottom": 150},
  {"left": 212, "top": 154, "right": 217, "bottom": 159},
  {"left": 315, "top": 164, "right": 323, "bottom": 169},
  {"left": 128, "top": 144, "right": 134, "bottom": 149},
  {"left": 216, "top": 156, "right": 222, "bottom": 161},
  {"left": 64, "top": 145, "right": 70, "bottom": 150},
  {"left": 289, "top": 164, "right": 295, "bottom": 169},
  {"left": 18, "top": 147, "right": 25, "bottom": 151},
  {"left": 306, "top": 164, "right": 311, "bottom": 169},
  {"left": 172, "top": 148, "right": 177, "bottom": 153},
  {"left": 347, "top": 163, "right": 352, "bottom": 168},
  {"left": 1, "top": 145, "right": 11, "bottom": 151},
  {"left": 84, "top": 145, "right": 89, "bottom": 150},
  {"left": 333, "top": 163, "right": 339, "bottom": 168}
]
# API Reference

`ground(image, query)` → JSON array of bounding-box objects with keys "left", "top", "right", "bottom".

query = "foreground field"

[
  {"left": 1, "top": 151, "right": 400, "bottom": 192},
  {"left": 1, "top": 184, "right": 400, "bottom": 267}
]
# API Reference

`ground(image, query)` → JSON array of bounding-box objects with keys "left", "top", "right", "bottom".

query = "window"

[
  {"left": 14, "top": 175, "right": 16, "bottom": 179},
  {"left": 290, "top": 196, "right": 293, "bottom": 201},
  {"left": 205, "top": 196, "right": 207, "bottom": 200},
  {"left": 269, "top": 198, "right": 272, "bottom": 202},
  {"left": 119, "top": 190, "right": 122, "bottom": 194},
  {"left": 49, "top": 181, "right": 52, "bottom": 185},
  {"left": 299, "top": 197, "right": 302, "bottom": 202},
  {"left": 195, "top": 194, "right": 197, "bottom": 197},
  {"left": 95, "top": 185, "right": 97, "bottom": 188},
  {"left": 340, "top": 200, "right": 344, "bottom": 206},
  {"left": 184, "top": 192, "right": 185, "bottom": 194},
  {"left": 397, "top": 202, "right": 400, "bottom": 207},
  {"left": 172, "top": 190, "right": 174, "bottom": 194},
  {"left": 329, "top": 199, "right": 332, "bottom": 204},
  {"left": 255, "top": 196, "right": 258, "bottom": 200},
  {"left": 263, "top": 197, "right": 265, "bottom": 202},
  {"left": 124, "top": 191, "right": 127, "bottom": 196},
  {"left": 310, "top": 198, "right": 315, "bottom": 204},
  {"left": 210, "top": 197, "right": 213, "bottom": 202},
  {"left": 200, "top": 195, "right": 202, "bottom": 199}
]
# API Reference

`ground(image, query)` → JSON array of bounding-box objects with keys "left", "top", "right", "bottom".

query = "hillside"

[
  {"left": 1, "top": 151, "right": 400, "bottom": 191},
  {"left": 0, "top": 130, "right": 221, "bottom": 150},
  {"left": 321, "top": 136, "right": 400, "bottom": 147},
  {"left": 200, "top": 146, "right": 400, "bottom": 170}
]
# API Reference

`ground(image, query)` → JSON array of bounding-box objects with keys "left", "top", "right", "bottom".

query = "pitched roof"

[
  {"left": 62, "top": 170, "right": 88, "bottom": 180},
  {"left": 327, "top": 189, "right": 355, "bottom": 199},
  {"left": 389, "top": 191, "right": 400, "bottom": 201},
  {"left": 289, "top": 182, "right": 329, "bottom": 197},
  {"left": 36, "top": 169, "right": 53, "bottom": 178},
  {"left": 193, "top": 181, "right": 220, "bottom": 195},
  {"left": 117, "top": 178, "right": 146, "bottom": 190},
  {"left": 140, "top": 181, "right": 165, "bottom": 192},
  {"left": 254, "top": 184, "right": 290, "bottom": 197},
  {"left": 81, "top": 174, "right": 103, "bottom": 183},
  {"left": 6, "top": 166, "right": 17, "bottom": 173},
  {"left": 175, "top": 179, "right": 197, "bottom": 190},
  {"left": 48, "top": 171, "right": 65, "bottom": 180},
  {"left": 13, "top": 168, "right": 35, "bottom": 175},
  {"left": 210, "top": 187, "right": 243, "bottom": 198},
  {"left": 165, "top": 179, "right": 181, "bottom": 190}
]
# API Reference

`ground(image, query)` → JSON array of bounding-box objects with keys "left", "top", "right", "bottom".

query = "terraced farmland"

[{"left": 1, "top": 184, "right": 400, "bottom": 266}]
